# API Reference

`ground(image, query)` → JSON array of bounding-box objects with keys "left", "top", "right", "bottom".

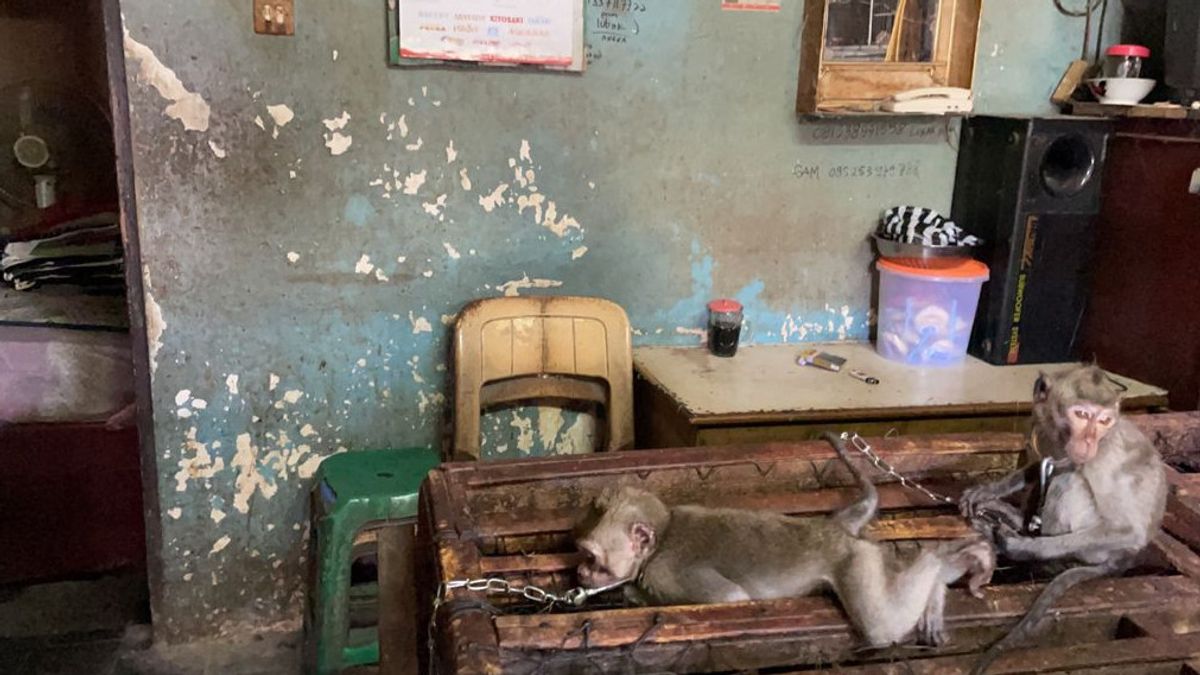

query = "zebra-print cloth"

[{"left": 879, "top": 206, "right": 981, "bottom": 247}]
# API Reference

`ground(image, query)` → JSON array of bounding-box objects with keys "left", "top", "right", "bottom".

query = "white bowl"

[{"left": 1086, "top": 77, "right": 1155, "bottom": 105}]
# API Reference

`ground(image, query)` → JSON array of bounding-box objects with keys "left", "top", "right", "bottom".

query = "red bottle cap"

[
  {"left": 1106, "top": 44, "right": 1150, "bottom": 59},
  {"left": 707, "top": 299, "right": 742, "bottom": 313}
]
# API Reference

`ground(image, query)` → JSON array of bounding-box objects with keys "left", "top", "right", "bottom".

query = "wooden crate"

[{"left": 414, "top": 413, "right": 1200, "bottom": 674}]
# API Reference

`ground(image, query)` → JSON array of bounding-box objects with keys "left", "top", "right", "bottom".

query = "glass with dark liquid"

[{"left": 707, "top": 299, "right": 743, "bottom": 357}]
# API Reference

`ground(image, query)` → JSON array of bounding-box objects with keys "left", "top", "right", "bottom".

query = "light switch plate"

[
  {"left": 254, "top": 0, "right": 294, "bottom": 35},
  {"left": 1190, "top": 168, "right": 1200, "bottom": 195}
]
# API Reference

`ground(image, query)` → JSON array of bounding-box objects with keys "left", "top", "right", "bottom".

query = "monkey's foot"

[
  {"left": 915, "top": 614, "right": 947, "bottom": 647},
  {"left": 962, "top": 540, "right": 996, "bottom": 598}
]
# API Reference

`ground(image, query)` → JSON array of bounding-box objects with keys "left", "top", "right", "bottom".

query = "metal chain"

[
  {"left": 842, "top": 432, "right": 956, "bottom": 505},
  {"left": 442, "top": 577, "right": 566, "bottom": 605},
  {"left": 427, "top": 577, "right": 625, "bottom": 673}
]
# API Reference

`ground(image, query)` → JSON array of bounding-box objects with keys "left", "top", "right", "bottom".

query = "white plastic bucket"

[{"left": 875, "top": 258, "right": 989, "bottom": 366}]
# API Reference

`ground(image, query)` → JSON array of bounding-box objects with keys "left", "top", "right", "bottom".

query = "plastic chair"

[
  {"left": 452, "top": 295, "right": 634, "bottom": 460},
  {"left": 305, "top": 446, "right": 439, "bottom": 675}
]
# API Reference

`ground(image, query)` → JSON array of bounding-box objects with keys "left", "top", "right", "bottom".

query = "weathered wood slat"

[
  {"left": 1139, "top": 411, "right": 1200, "bottom": 465},
  {"left": 474, "top": 480, "right": 979, "bottom": 540},
  {"left": 812, "top": 632, "right": 1200, "bottom": 674},
  {"left": 447, "top": 433, "right": 1027, "bottom": 488},
  {"left": 491, "top": 576, "right": 1200, "bottom": 650},
  {"left": 1152, "top": 532, "right": 1200, "bottom": 581},
  {"left": 1166, "top": 467, "right": 1200, "bottom": 551}
]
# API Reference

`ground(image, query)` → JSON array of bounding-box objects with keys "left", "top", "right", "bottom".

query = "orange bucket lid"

[{"left": 877, "top": 257, "right": 989, "bottom": 280}]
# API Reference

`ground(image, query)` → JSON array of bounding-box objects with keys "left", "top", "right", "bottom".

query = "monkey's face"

[
  {"left": 1034, "top": 367, "right": 1121, "bottom": 465},
  {"left": 575, "top": 512, "right": 655, "bottom": 589},
  {"left": 1063, "top": 402, "right": 1116, "bottom": 464}
]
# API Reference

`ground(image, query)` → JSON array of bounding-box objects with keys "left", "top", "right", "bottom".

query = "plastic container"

[
  {"left": 1103, "top": 44, "right": 1149, "bottom": 79},
  {"left": 707, "top": 299, "right": 743, "bottom": 357},
  {"left": 875, "top": 258, "right": 988, "bottom": 366}
]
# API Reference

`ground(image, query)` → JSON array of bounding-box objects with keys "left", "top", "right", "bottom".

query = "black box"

[
  {"left": 1166, "top": 0, "right": 1200, "bottom": 98},
  {"left": 952, "top": 116, "right": 1114, "bottom": 365}
]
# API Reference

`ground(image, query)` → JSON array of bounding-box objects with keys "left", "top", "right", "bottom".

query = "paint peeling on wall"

[
  {"left": 323, "top": 111, "right": 352, "bottom": 155},
  {"left": 231, "top": 433, "right": 275, "bottom": 513},
  {"left": 479, "top": 184, "right": 508, "bottom": 212},
  {"left": 497, "top": 275, "right": 564, "bottom": 296},
  {"left": 409, "top": 312, "right": 433, "bottom": 334},
  {"left": 175, "top": 427, "right": 223, "bottom": 492},
  {"left": 266, "top": 104, "right": 294, "bottom": 127},
  {"left": 403, "top": 170, "right": 427, "bottom": 195},
  {"left": 210, "top": 535, "right": 231, "bottom": 555},
  {"left": 143, "top": 271, "right": 165, "bottom": 375},
  {"left": 123, "top": 29, "right": 211, "bottom": 132},
  {"left": 325, "top": 132, "right": 352, "bottom": 156}
]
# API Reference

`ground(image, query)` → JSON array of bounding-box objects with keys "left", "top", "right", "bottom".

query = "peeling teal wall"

[{"left": 116, "top": 0, "right": 1117, "bottom": 639}]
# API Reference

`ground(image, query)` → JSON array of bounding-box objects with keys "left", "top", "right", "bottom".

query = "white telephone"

[{"left": 881, "top": 87, "right": 974, "bottom": 114}]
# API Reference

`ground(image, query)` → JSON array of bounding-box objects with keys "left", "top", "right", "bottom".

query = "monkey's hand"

[
  {"left": 959, "top": 483, "right": 1004, "bottom": 519},
  {"left": 993, "top": 524, "right": 1037, "bottom": 561}
]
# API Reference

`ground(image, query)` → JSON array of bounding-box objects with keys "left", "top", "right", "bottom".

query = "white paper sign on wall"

[{"left": 395, "top": 0, "right": 585, "bottom": 71}]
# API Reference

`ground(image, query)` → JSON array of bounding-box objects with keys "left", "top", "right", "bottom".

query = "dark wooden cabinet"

[{"left": 1082, "top": 120, "right": 1200, "bottom": 411}]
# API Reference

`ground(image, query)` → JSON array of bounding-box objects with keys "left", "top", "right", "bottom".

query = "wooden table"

[
  {"left": 634, "top": 343, "right": 1169, "bottom": 448},
  {"left": 412, "top": 413, "right": 1200, "bottom": 674}
]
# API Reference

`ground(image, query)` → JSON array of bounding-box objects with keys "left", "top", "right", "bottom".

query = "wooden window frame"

[{"left": 797, "top": 0, "right": 982, "bottom": 114}]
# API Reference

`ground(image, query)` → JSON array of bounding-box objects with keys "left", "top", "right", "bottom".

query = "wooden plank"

[
  {"left": 378, "top": 524, "right": 417, "bottom": 675},
  {"left": 1145, "top": 415, "right": 1200, "bottom": 466},
  {"left": 795, "top": 0, "right": 827, "bottom": 114},
  {"left": 454, "top": 432, "right": 1026, "bottom": 488},
  {"left": 472, "top": 481, "right": 976, "bottom": 539},
  {"left": 694, "top": 413, "right": 1031, "bottom": 446},
  {"left": 1164, "top": 467, "right": 1200, "bottom": 551},
  {"left": 810, "top": 633, "right": 1200, "bottom": 674},
  {"left": 1151, "top": 532, "right": 1200, "bottom": 581},
  {"left": 492, "top": 575, "right": 1200, "bottom": 650},
  {"left": 1072, "top": 101, "right": 1198, "bottom": 120},
  {"left": 634, "top": 372, "right": 699, "bottom": 449}
]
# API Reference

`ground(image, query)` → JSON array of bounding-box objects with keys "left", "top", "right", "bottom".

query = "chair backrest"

[{"left": 452, "top": 296, "right": 633, "bottom": 460}]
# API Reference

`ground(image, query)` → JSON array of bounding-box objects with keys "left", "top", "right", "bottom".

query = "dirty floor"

[{"left": 0, "top": 573, "right": 301, "bottom": 675}]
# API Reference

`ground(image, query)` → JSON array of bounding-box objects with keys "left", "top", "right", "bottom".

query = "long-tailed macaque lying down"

[{"left": 574, "top": 433, "right": 995, "bottom": 648}]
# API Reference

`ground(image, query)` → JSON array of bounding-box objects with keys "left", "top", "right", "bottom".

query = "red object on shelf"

[
  {"left": 1106, "top": 44, "right": 1151, "bottom": 58},
  {"left": 707, "top": 299, "right": 742, "bottom": 313}
]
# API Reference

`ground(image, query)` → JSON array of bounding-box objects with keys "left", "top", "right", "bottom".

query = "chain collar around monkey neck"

[{"left": 1023, "top": 434, "right": 1076, "bottom": 536}]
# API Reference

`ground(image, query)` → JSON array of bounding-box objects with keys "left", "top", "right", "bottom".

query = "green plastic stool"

[{"left": 305, "top": 447, "right": 440, "bottom": 675}]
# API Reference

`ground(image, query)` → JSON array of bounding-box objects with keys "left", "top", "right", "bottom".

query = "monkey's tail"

[
  {"left": 821, "top": 431, "right": 879, "bottom": 538},
  {"left": 968, "top": 562, "right": 1119, "bottom": 675}
]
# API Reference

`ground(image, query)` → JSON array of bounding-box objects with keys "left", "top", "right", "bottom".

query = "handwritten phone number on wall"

[
  {"left": 792, "top": 161, "right": 921, "bottom": 180},
  {"left": 590, "top": 0, "right": 646, "bottom": 11}
]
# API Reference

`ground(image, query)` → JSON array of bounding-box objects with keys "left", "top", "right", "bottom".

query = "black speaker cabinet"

[
  {"left": 952, "top": 116, "right": 1114, "bottom": 365},
  {"left": 1166, "top": 0, "right": 1200, "bottom": 97}
]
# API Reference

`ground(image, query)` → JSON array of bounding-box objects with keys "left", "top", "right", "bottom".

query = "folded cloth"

[
  {"left": 879, "top": 206, "right": 981, "bottom": 247},
  {"left": 2, "top": 207, "right": 124, "bottom": 294}
]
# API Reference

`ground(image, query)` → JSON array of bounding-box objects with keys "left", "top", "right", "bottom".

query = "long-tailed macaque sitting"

[
  {"left": 574, "top": 432, "right": 995, "bottom": 648},
  {"left": 959, "top": 365, "right": 1167, "bottom": 674}
]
